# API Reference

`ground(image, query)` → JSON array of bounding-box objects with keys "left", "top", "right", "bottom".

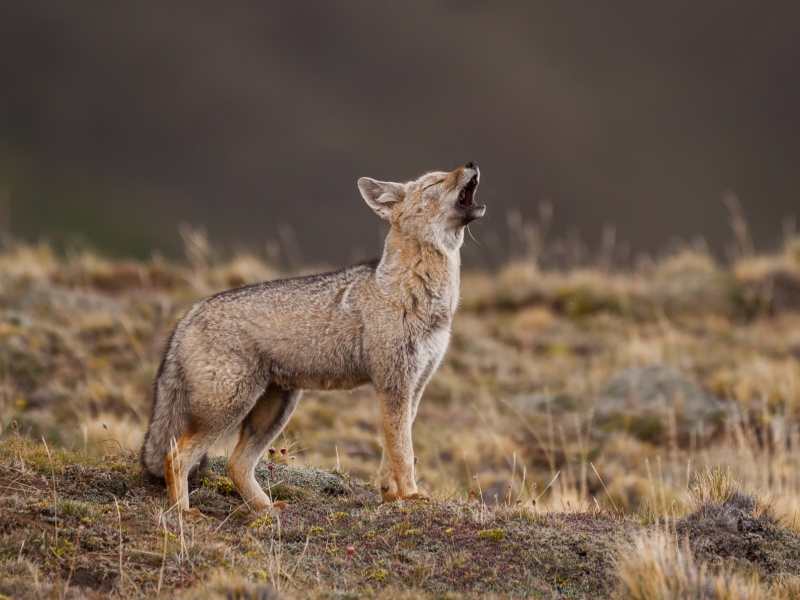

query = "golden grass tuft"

[
  {"left": 617, "top": 531, "right": 764, "bottom": 599},
  {"left": 687, "top": 465, "right": 740, "bottom": 512}
]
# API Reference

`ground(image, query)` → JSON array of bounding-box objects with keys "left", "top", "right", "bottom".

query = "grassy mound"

[{"left": 2, "top": 439, "right": 800, "bottom": 599}]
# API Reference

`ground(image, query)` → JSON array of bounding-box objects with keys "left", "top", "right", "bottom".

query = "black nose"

[{"left": 465, "top": 161, "right": 477, "bottom": 170}]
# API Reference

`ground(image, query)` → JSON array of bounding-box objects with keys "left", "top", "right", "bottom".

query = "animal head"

[{"left": 357, "top": 162, "right": 485, "bottom": 250}]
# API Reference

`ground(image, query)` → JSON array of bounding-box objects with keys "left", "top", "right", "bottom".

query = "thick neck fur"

[{"left": 375, "top": 226, "right": 461, "bottom": 323}]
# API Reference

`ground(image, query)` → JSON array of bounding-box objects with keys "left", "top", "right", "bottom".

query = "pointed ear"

[{"left": 357, "top": 178, "right": 406, "bottom": 220}]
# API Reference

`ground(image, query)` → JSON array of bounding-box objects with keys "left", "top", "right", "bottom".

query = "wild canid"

[{"left": 141, "top": 162, "right": 485, "bottom": 516}]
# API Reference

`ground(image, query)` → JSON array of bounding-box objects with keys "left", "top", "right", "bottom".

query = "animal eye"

[{"left": 423, "top": 179, "right": 445, "bottom": 191}]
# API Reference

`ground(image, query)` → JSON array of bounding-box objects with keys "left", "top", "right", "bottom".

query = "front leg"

[{"left": 377, "top": 389, "right": 422, "bottom": 502}]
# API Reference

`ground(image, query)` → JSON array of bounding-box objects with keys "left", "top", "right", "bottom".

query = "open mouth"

[
  {"left": 455, "top": 174, "right": 485, "bottom": 224},
  {"left": 458, "top": 175, "right": 479, "bottom": 207}
]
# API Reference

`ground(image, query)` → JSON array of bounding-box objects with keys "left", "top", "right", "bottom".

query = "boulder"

[{"left": 597, "top": 364, "right": 725, "bottom": 442}]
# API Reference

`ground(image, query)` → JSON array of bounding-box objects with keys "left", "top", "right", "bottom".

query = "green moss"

[
  {"left": 249, "top": 515, "right": 273, "bottom": 529},
  {"left": 478, "top": 529, "right": 506, "bottom": 541},
  {"left": 365, "top": 566, "right": 389, "bottom": 582},
  {"left": 199, "top": 474, "right": 237, "bottom": 496}
]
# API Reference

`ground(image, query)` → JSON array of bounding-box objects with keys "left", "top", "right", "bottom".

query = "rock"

[
  {"left": 206, "top": 457, "right": 367, "bottom": 499},
  {"left": 14, "top": 281, "right": 123, "bottom": 314},
  {"left": 597, "top": 364, "right": 725, "bottom": 442}
]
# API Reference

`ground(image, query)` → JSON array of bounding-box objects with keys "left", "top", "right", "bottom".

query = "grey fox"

[{"left": 141, "top": 162, "right": 484, "bottom": 515}]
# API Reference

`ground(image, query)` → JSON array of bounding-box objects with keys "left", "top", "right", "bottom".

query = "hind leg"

[
  {"left": 164, "top": 422, "right": 225, "bottom": 516},
  {"left": 227, "top": 385, "right": 302, "bottom": 511},
  {"left": 165, "top": 384, "right": 264, "bottom": 515}
]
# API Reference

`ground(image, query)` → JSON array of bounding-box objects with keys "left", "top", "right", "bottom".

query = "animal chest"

[
  {"left": 416, "top": 327, "right": 450, "bottom": 366},
  {"left": 411, "top": 296, "right": 453, "bottom": 373}
]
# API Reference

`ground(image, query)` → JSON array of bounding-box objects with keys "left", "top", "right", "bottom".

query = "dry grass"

[
  {"left": 618, "top": 466, "right": 800, "bottom": 599},
  {"left": 617, "top": 531, "right": 764, "bottom": 600},
  {"left": 0, "top": 218, "right": 799, "bottom": 597},
  {"left": 2, "top": 231, "right": 800, "bottom": 504},
  {"left": 618, "top": 527, "right": 800, "bottom": 600},
  {"left": 687, "top": 466, "right": 742, "bottom": 512},
  {"left": 686, "top": 465, "right": 778, "bottom": 524}
]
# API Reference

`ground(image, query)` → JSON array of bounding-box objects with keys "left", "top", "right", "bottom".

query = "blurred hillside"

[
  {"left": 2, "top": 2, "right": 800, "bottom": 262},
  {"left": 1, "top": 224, "right": 800, "bottom": 511}
]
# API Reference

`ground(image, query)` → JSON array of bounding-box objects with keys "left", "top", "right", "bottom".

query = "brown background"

[{"left": 1, "top": 1, "right": 798, "bottom": 265}]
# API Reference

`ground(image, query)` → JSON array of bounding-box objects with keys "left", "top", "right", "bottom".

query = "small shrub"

[
  {"left": 688, "top": 465, "right": 777, "bottom": 521},
  {"left": 199, "top": 474, "right": 237, "bottom": 496},
  {"left": 249, "top": 515, "right": 273, "bottom": 529},
  {"left": 365, "top": 566, "right": 389, "bottom": 582}
]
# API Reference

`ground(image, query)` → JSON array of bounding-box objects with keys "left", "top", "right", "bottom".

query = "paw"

[
  {"left": 182, "top": 508, "right": 209, "bottom": 521},
  {"left": 380, "top": 489, "right": 427, "bottom": 503},
  {"left": 250, "top": 500, "right": 290, "bottom": 512},
  {"left": 401, "top": 493, "right": 429, "bottom": 502},
  {"left": 380, "top": 483, "right": 399, "bottom": 503},
  {"left": 380, "top": 491, "right": 399, "bottom": 503}
]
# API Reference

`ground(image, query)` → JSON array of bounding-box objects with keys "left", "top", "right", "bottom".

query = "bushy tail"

[{"left": 140, "top": 348, "right": 195, "bottom": 481}]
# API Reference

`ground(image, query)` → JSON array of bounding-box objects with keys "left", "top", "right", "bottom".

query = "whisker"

[{"left": 466, "top": 225, "right": 481, "bottom": 245}]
